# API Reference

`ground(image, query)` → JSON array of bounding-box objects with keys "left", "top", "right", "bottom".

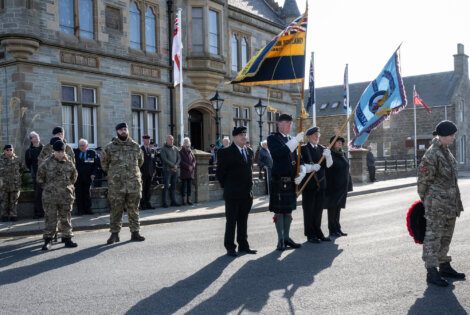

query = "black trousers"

[
  {"left": 224, "top": 197, "right": 253, "bottom": 251},
  {"left": 76, "top": 181, "right": 92, "bottom": 214},
  {"left": 181, "top": 178, "right": 192, "bottom": 197},
  {"left": 302, "top": 189, "right": 325, "bottom": 239},
  {"left": 32, "top": 177, "right": 44, "bottom": 216},
  {"left": 368, "top": 166, "right": 376, "bottom": 181},
  {"left": 327, "top": 206, "right": 342, "bottom": 233},
  {"left": 141, "top": 174, "right": 153, "bottom": 205}
]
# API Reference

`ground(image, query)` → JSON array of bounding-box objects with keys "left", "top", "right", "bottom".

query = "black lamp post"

[
  {"left": 210, "top": 91, "right": 224, "bottom": 144},
  {"left": 254, "top": 98, "right": 267, "bottom": 144}
]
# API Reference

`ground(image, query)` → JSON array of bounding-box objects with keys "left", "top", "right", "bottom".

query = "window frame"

[
  {"left": 59, "top": 0, "right": 96, "bottom": 40},
  {"left": 129, "top": 1, "right": 159, "bottom": 54},
  {"left": 230, "top": 31, "right": 251, "bottom": 72},
  {"left": 208, "top": 8, "right": 220, "bottom": 55},
  {"left": 131, "top": 93, "right": 161, "bottom": 145}
]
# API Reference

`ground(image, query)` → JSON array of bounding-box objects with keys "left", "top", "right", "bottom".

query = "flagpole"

[
  {"left": 345, "top": 64, "right": 350, "bottom": 157},
  {"left": 311, "top": 52, "right": 316, "bottom": 125},
  {"left": 413, "top": 85, "right": 417, "bottom": 168},
  {"left": 176, "top": 8, "right": 184, "bottom": 146}
]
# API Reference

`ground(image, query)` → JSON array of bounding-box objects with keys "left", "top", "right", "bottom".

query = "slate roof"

[
  {"left": 282, "top": 0, "right": 300, "bottom": 18},
  {"left": 308, "top": 71, "right": 458, "bottom": 117},
  {"left": 228, "top": 0, "right": 285, "bottom": 26}
]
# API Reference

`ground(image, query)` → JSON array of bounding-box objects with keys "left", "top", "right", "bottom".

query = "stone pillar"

[
  {"left": 194, "top": 149, "right": 211, "bottom": 203},
  {"left": 349, "top": 149, "right": 369, "bottom": 183}
]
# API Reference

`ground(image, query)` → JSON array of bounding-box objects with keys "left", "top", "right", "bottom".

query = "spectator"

[
  {"left": 38, "top": 126, "right": 75, "bottom": 165},
  {"left": 222, "top": 137, "right": 231, "bottom": 148},
  {"left": 73, "top": 139, "right": 99, "bottom": 215},
  {"left": 25, "top": 131, "right": 44, "bottom": 218},
  {"left": 180, "top": 137, "right": 196, "bottom": 205},
  {"left": 366, "top": 146, "right": 376, "bottom": 182},
  {"left": 258, "top": 140, "right": 273, "bottom": 194},
  {"left": 0, "top": 145, "right": 23, "bottom": 222},
  {"left": 160, "top": 135, "right": 181, "bottom": 208},
  {"left": 140, "top": 135, "right": 157, "bottom": 210},
  {"left": 209, "top": 144, "right": 217, "bottom": 165}
]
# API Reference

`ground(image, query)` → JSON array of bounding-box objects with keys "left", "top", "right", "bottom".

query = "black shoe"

[
  {"left": 162, "top": 203, "right": 169, "bottom": 208},
  {"left": 42, "top": 238, "right": 52, "bottom": 251},
  {"left": 320, "top": 236, "right": 331, "bottom": 242},
  {"left": 107, "top": 232, "right": 120, "bottom": 244},
  {"left": 187, "top": 200, "right": 193, "bottom": 205},
  {"left": 1, "top": 216, "right": 8, "bottom": 222},
  {"left": 181, "top": 200, "right": 186, "bottom": 206},
  {"left": 239, "top": 248, "right": 257, "bottom": 254},
  {"left": 439, "top": 262, "right": 466, "bottom": 279},
  {"left": 307, "top": 237, "right": 321, "bottom": 243},
  {"left": 131, "top": 231, "right": 145, "bottom": 242},
  {"left": 339, "top": 230, "right": 348, "bottom": 236},
  {"left": 330, "top": 231, "right": 341, "bottom": 237},
  {"left": 285, "top": 238, "right": 301, "bottom": 248},
  {"left": 276, "top": 240, "right": 286, "bottom": 251},
  {"left": 63, "top": 238, "right": 78, "bottom": 248},
  {"left": 227, "top": 250, "right": 238, "bottom": 257},
  {"left": 171, "top": 202, "right": 181, "bottom": 207},
  {"left": 10, "top": 216, "right": 17, "bottom": 222},
  {"left": 61, "top": 237, "right": 66, "bottom": 243},
  {"left": 427, "top": 267, "right": 449, "bottom": 287}
]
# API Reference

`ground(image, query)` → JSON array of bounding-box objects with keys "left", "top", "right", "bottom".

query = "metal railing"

[{"left": 374, "top": 155, "right": 418, "bottom": 172}]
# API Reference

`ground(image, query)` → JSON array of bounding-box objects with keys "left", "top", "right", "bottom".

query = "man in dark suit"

[
  {"left": 140, "top": 135, "right": 157, "bottom": 209},
  {"left": 74, "top": 138, "right": 99, "bottom": 215},
  {"left": 216, "top": 126, "right": 257, "bottom": 257}
]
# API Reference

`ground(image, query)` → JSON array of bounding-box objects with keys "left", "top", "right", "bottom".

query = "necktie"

[
  {"left": 242, "top": 148, "right": 247, "bottom": 162},
  {"left": 80, "top": 152, "right": 85, "bottom": 160}
]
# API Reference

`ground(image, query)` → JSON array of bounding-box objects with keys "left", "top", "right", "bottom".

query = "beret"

[
  {"left": 306, "top": 126, "right": 320, "bottom": 136},
  {"left": 436, "top": 120, "right": 457, "bottom": 137},
  {"left": 277, "top": 114, "right": 293, "bottom": 122},
  {"left": 142, "top": 135, "right": 151, "bottom": 139},
  {"left": 115, "top": 122, "right": 128, "bottom": 130},
  {"left": 330, "top": 136, "right": 345, "bottom": 144},
  {"left": 49, "top": 136, "right": 61, "bottom": 145},
  {"left": 232, "top": 126, "right": 247, "bottom": 136},
  {"left": 53, "top": 140, "right": 65, "bottom": 151},
  {"left": 52, "top": 126, "right": 64, "bottom": 135},
  {"left": 3, "top": 144, "right": 12, "bottom": 150}
]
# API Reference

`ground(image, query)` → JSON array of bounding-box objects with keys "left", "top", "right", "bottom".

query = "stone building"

[
  {"left": 0, "top": 0, "right": 301, "bottom": 155},
  {"left": 312, "top": 44, "right": 469, "bottom": 170}
]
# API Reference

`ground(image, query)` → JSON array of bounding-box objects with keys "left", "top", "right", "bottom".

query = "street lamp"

[
  {"left": 210, "top": 91, "right": 224, "bottom": 144},
  {"left": 254, "top": 98, "right": 267, "bottom": 144}
]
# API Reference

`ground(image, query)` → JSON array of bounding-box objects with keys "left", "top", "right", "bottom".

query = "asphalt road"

[{"left": 1, "top": 180, "right": 470, "bottom": 315}]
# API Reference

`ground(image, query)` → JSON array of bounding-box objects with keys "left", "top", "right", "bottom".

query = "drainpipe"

[{"left": 167, "top": 0, "right": 175, "bottom": 136}]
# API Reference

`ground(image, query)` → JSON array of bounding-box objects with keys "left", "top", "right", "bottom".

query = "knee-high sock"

[
  {"left": 274, "top": 214, "right": 284, "bottom": 242},
  {"left": 283, "top": 214, "right": 292, "bottom": 240}
]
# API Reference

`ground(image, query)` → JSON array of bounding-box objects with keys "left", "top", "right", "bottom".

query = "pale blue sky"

[{"left": 276, "top": 0, "right": 470, "bottom": 87}]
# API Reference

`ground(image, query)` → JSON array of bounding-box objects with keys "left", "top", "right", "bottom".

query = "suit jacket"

[
  {"left": 73, "top": 148, "right": 99, "bottom": 184},
  {"left": 300, "top": 143, "right": 327, "bottom": 191},
  {"left": 140, "top": 145, "right": 157, "bottom": 177},
  {"left": 216, "top": 143, "right": 253, "bottom": 200},
  {"left": 267, "top": 132, "right": 296, "bottom": 178}
]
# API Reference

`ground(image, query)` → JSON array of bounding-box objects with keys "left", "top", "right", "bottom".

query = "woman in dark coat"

[
  {"left": 325, "top": 136, "right": 353, "bottom": 237},
  {"left": 180, "top": 137, "right": 196, "bottom": 205}
]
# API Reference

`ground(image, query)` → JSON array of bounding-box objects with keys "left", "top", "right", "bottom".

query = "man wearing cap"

[
  {"left": 140, "top": 135, "right": 157, "bottom": 209},
  {"left": 418, "top": 120, "right": 465, "bottom": 287},
  {"left": 0, "top": 145, "right": 23, "bottom": 222},
  {"left": 160, "top": 135, "right": 181, "bottom": 208},
  {"left": 101, "top": 123, "right": 145, "bottom": 244},
  {"left": 217, "top": 126, "right": 257, "bottom": 257},
  {"left": 38, "top": 126, "right": 76, "bottom": 165},
  {"left": 73, "top": 138, "right": 99, "bottom": 215},
  {"left": 37, "top": 140, "right": 78, "bottom": 250},
  {"left": 267, "top": 114, "right": 304, "bottom": 251},
  {"left": 297, "top": 126, "right": 333, "bottom": 243}
]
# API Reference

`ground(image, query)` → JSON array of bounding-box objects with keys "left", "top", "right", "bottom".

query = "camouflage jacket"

[
  {"left": 37, "top": 155, "right": 78, "bottom": 204},
  {"left": 38, "top": 142, "right": 75, "bottom": 166},
  {"left": 0, "top": 153, "right": 23, "bottom": 191},
  {"left": 417, "top": 138, "right": 463, "bottom": 217},
  {"left": 101, "top": 137, "right": 144, "bottom": 194}
]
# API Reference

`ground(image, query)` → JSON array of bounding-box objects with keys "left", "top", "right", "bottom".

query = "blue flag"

[
  {"left": 351, "top": 50, "right": 407, "bottom": 147},
  {"left": 305, "top": 52, "right": 315, "bottom": 114}
]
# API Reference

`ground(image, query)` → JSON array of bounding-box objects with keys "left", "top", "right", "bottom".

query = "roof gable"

[{"left": 229, "top": 0, "right": 285, "bottom": 25}]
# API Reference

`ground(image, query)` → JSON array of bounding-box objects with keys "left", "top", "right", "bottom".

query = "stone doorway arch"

[{"left": 188, "top": 103, "right": 215, "bottom": 151}]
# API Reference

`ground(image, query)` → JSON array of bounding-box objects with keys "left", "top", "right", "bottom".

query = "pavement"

[{"left": 1, "top": 172, "right": 469, "bottom": 237}]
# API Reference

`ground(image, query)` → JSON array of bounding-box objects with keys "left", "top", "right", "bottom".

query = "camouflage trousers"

[
  {"left": 43, "top": 202, "right": 73, "bottom": 239},
  {"left": 108, "top": 191, "right": 141, "bottom": 233},
  {"left": 0, "top": 190, "right": 20, "bottom": 218},
  {"left": 422, "top": 215, "right": 456, "bottom": 268}
]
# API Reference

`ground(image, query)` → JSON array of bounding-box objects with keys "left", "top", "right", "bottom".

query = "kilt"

[{"left": 269, "top": 176, "right": 297, "bottom": 213}]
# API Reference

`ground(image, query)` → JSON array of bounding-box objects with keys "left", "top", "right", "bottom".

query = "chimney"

[{"left": 454, "top": 43, "right": 469, "bottom": 78}]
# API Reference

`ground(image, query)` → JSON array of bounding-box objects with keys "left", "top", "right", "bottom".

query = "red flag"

[
  {"left": 413, "top": 86, "right": 431, "bottom": 113},
  {"left": 172, "top": 9, "right": 182, "bottom": 86}
]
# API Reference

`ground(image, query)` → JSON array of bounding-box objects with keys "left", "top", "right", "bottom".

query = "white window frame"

[
  {"left": 459, "top": 135, "right": 466, "bottom": 164},
  {"left": 383, "top": 142, "right": 391, "bottom": 157}
]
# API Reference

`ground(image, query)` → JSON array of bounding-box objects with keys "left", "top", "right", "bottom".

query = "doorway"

[{"left": 189, "top": 109, "right": 204, "bottom": 150}]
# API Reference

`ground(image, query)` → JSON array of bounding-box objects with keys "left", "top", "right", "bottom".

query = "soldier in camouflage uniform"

[
  {"left": 101, "top": 123, "right": 145, "bottom": 244},
  {"left": 0, "top": 145, "right": 23, "bottom": 222},
  {"left": 418, "top": 120, "right": 466, "bottom": 287},
  {"left": 37, "top": 141, "right": 78, "bottom": 250},
  {"left": 38, "top": 126, "right": 76, "bottom": 166}
]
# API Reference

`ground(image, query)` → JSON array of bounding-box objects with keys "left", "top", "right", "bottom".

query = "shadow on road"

[
  {"left": 408, "top": 283, "right": 468, "bottom": 315},
  {"left": 127, "top": 242, "right": 341, "bottom": 315}
]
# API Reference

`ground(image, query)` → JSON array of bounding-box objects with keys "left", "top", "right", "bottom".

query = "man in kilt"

[{"left": 267, "top": 114, "right": 304, "bottom": 251}]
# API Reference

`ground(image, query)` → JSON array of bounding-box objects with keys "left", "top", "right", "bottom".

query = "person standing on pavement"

[
  {"left": 0, "top": 145, "right": 23, "bottom": 222},
  {"left": 160, "top": 135, "right": 181, "bottom": 208},
  {"left": 25, "top": 131, "right": 44, "bottom": 219},
  {"left": 418, "top": 120, "right": 465, "bottom": 287},
  {"left": 324, "top": 136, "right": 352, "bottom": 237},
  {"left": 298, "top": 126, "right": 333, "bottom": 243},
  {"left": 101, "top": 123, "right": 145, "bottom": 244},
  {"left": 222, "top": 137, "right": 231, "bottom": 148},
  {"left": 366, "top": 146, "right": 376, "bottom": 182},
  {"left": 217, "top": 126, "right": 257, "bottom": 257},
  {"left": 38, "top": 126, "right": 76, "bottom": 165},
  {"left": 179, "top": 137, "right": 196, "bottom": 206},
  {"left": 267, "top": 114, "right": 303, "bottom": 251},
  {"left": 37, "top": 140, "right": 78, "bottom": 250},
  {"left": 258, "top": 140, "right": 273, "bottom": 194},
  {"left": 140, "top": 135, "right": 157, "bottom": 210},
  {"left": 73, "top": 138, "right": 99, "bottom": 215}
]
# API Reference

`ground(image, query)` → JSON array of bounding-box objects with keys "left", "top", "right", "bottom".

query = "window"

[
  {"left": 382, "top": 117, "right": 391, "bottom": 129},
  {"left": 267, "top": 111, "right": 280, "bottom": 134},
  {"left": 61, "top": 85, "right": 98, "bottom": 147},
  {"left": 131, "top": 93, "right": 160, "bottom": 144},
  {"left": 459, "top": 100, "right": 465, "bottom": 122},
  {"left": 145, "top": 7, "right": 156, "bottom": 53},
  {"left": 241, "top": 37, "right": 249, "bottom": 67},
  {"left": 320, "top": 103, "right": 328, "bottom": 110},
  {"left": 59, "top": 0, "right": 95, "bottom": 39},
  {"left": 233, "top": 106, "right": 250, "bottom": 136},
  {"left": 383, "top": 142, "right": 391, "bottom": 157},
  {"left": 208, "top": 9, "right": 219, "bottom": 54},
  {"left": 231, "top": 34, "right": 238, "bottom": 72},
  {"left": 331, "top": 101, "right": 339, "bottom": 109},
  {"left": 230, "top": 32, "right": 251, "bottom": 72},
  {"left": 459, "top": 135, "right": 466, "bottom": 164},
  {"left": 191, "top": 8, "right": 203, "bottom": 53},
  {"left": 129, "top": 2, "right": 141, "bottom": 49}
]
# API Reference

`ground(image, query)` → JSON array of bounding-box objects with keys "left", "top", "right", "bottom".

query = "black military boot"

[
  {"left": 63, "top": 237, "right": 78, "bottom": 248},
  {"left": 439, "top": 262, "right": 466, "bottom": 279},
  {"left": 186, "top": 197, "right": 193, "bottom": 206},
  {"left": 131, "top": 231, "right": 145, "bottom": 242},
  {"left": 427, "top": 267, "right": 449, "bottom": 287},
  {"left": 42, "top": 238, "right": 53, "bottom": 251},
  {"left": 107, "top": 232, "right": 120, "bottom": 244}
]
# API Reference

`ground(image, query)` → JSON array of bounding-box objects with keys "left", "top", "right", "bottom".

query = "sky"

[{"left": 276, "top": 0, "right": 470, "bottom": 87}]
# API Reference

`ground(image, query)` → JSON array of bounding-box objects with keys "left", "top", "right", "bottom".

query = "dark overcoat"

[{"left": 324, "top": 149, "right": 353, "bottom": 209}]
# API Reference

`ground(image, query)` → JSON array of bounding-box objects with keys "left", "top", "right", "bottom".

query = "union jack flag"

[{"left": 283, "top": 15, "right": 307, "bottom": 35}]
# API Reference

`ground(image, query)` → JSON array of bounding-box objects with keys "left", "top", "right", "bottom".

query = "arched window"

[
  {"left": 129, "top": 2, "right": 142, "bottom": 50},
  {"left": 145, "top": 7, "right": 156, "bottom": 53},
  {"left": 79, "top": 0, "right": 94, "bottom": 39},
  {"left": 241, "top": 37, "right": 249, "bottom": 67},
  {"left": 460, "top": 135, "right": 466, "bottom": 164},
  {"left": 231, "top": 34, "right": 238, "bottom": 72},
  {"left": 59, "top": 0, "right": 74, "bottom": 34}
]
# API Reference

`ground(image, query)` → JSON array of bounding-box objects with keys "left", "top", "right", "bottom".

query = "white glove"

[
  {"left": 295, "top": 132, "right": 304, "bottom": 143},
  {"left": 312, "top": 164, "right": 321, "bottom": 172},
  {"left": 304, "top": 164, "right": 315, "bottom": 173},
  {"left": 322, "top": 148, "right": 331, "bottom": 158},
  {"left": 286, "top": 132, "right": 305, "bottom": 152},
  {"left": 294, "top": 165, "right": 306, "bottom": 185},
  {"left": 323, "top": 148, "right": 333, "bottom": 168}
]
